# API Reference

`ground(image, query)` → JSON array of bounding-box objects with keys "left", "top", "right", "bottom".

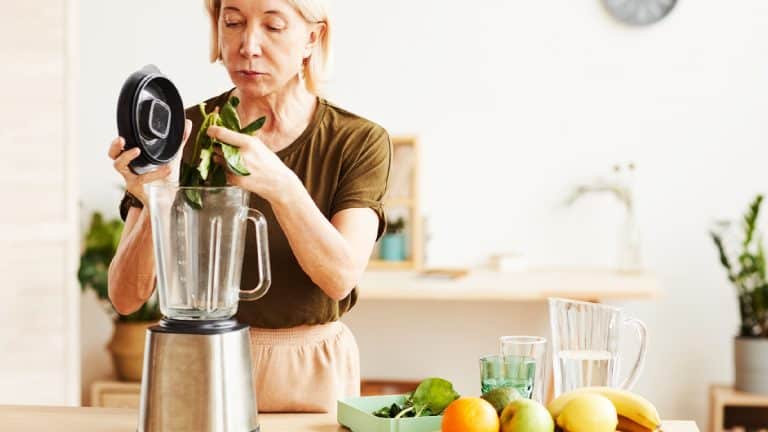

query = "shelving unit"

[
  {"left": 368, "top": 135, "right": 423, "bottom": 271},
  {"left": 710, "top": 385, "right": 768, "bottom": 432}
]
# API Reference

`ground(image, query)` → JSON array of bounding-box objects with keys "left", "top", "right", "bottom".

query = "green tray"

[{"left": 337, "top": 394, "right": 442, "bottom": 432}]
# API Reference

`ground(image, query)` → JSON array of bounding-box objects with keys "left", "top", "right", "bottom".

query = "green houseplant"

[
  {"left": 711, "top": 194, "right": 768, "bottom": 394},
  {"left": 78, "top": 212, "right": 161, "bottom": 381}
]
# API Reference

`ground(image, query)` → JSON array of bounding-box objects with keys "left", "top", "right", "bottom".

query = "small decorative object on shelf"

[
  {"left": 379, "top": 217, "right": 406, "bottom": 261},
  {"left": 564, "top": 161, "right": 642, "bottom": 273}
]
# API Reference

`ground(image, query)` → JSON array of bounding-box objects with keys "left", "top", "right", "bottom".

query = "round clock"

[{"left": 602, "top": 0, "right": 677, "bottom": 26}]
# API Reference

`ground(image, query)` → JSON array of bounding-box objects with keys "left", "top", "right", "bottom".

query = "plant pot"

[
  {"left": 734, "top": 337, "right": 768, "bottom": 394},
  {"left": 379, "top": 233, "right": 406, "bottom": 261},
  {"left": 108, "top": 321, "right": 156, "bottom": 382}
]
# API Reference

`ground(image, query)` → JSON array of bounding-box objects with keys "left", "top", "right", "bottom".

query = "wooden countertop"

[
  {"left": 358, "top": 269, "right": 660, "bottom": 302},
  {"left": 0, "top": 405, "right": 697, "bottom": 432}
]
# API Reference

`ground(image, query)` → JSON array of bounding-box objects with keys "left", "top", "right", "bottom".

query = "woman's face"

[{"left": 219, "top": 0, "right": 320, "bottom": 98}]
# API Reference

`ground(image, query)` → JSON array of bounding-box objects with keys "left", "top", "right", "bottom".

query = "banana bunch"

[{"left": 547, "top": 387, "right": 661, "bottom": 432}]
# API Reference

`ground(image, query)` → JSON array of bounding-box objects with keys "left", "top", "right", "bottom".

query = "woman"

[{"left": 107, "top": 0, "right": 391, "bottom": 413}]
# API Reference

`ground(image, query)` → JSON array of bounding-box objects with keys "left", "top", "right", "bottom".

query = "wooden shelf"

[
  {"left": 90, "top": 381, "right": 140, "bottom": 409},
  {"left": 382, "top": 198, "right": 414, "bottom": 207},
  {"left": 367, "top": 259, "right": 418, "bottom": 271},
  {"left": 373, "top": 135, "right": 423, "bottom": 271},
  {"left": 358, "top": 268, "right": 660, "bottom": 302},
  {"left": 710, "top": 384, "right": 768, "bottom": 432}
]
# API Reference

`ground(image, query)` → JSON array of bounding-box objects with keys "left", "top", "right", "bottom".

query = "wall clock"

[{"left": 602, "top": 0, "right": 677, "bottom": 26}]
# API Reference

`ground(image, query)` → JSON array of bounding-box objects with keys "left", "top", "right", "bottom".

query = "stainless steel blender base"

[{"left": 138, "top": 320, "right": 260, "bottom": 432}]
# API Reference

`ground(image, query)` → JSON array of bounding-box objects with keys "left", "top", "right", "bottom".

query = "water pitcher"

[
  {"left": 548, "top": 298, "right": 647, "bottom": 397},
  {"left": 145, "top": 182, "right": 271, "bottom": 320}
]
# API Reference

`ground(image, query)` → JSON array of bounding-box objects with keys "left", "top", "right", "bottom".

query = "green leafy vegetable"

[
  {"left": 219, "top": 99, "right": 241, "bottom": 131},
  {"left": 198, "top": 147, "right": 213, "bottom": 180},
  {"left": 240, "top": 116, "right": 266, "bottom": 135},
  {"left": 371, "top": 378, "right": 459, "bottom": 419},
  {"left": 222, "top": 143, "right": 249, "bottom": 176},
  {"left": 412, "top": 378, "right": 460, "bottom": 416},
  {"left": 179, "top": 96, "right": 267, "bottom": 207}
]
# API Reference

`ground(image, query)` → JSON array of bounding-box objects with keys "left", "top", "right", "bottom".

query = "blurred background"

[{"left": 2, "top": 1, "right": 768, "bottom": 430}]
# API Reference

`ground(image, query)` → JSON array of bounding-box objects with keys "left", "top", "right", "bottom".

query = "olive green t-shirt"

[{"left": 122, "top": 89, "right": 391, "bottom": 328}]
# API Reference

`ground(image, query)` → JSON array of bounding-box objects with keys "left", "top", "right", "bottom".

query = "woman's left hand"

[{"left": 207, "top": 125, "right": 297, "bottom": 203}]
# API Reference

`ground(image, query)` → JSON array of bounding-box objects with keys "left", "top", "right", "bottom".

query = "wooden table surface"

[{"left": 0, "top": 405, "right": 698, "bottom": 432}]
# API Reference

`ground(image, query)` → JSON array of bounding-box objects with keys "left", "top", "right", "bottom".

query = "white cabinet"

[{"left": 0, "top": 0, "right": 79, "bottom": 405}]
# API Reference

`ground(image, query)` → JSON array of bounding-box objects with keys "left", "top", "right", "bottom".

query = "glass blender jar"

[{"left": 146, "top": 182, "right": 271, "bottom": 320}]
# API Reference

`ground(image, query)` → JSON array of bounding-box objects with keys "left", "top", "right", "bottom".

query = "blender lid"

[{"left": 116, "top": 64, "right": 185, "bottom": 174}]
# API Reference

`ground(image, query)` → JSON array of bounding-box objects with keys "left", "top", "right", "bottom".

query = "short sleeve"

[
  {"left": 119, "top": 193, "right": 131, "bottom": 221},
  {"left": 330, "top": 126, "right": 392, "bottom": 240},
  {"left": 118, "top": 192, "right": 144, "bottom": 221}
]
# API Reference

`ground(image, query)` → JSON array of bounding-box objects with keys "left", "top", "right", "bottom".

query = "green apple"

[{"left": 500, "top": 399, "right": 555, "bottom": 432}]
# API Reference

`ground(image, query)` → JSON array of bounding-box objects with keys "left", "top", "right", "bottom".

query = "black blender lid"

[{"left": 116, "top": 64, "right": 185, "bottom": 175}]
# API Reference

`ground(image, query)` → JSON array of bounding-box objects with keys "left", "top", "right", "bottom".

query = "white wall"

[
  {"left": 0, "top": 0, "right": 80, "bottom": 405},
  {"left": 78, "top": 0, "right": 768, "bottom": 428}
]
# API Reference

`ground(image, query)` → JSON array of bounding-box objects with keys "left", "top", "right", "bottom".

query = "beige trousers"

[{"left": 248, "top": 321, "right": 361, "bottom": 413}]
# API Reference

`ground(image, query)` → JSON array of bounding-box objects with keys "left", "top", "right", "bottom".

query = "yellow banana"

[
  {"left": 617, "top": 415, "right": 655, "bottom": 432},
  {"left": 548, "top": 387, "right": 661, "bottom": 431}
]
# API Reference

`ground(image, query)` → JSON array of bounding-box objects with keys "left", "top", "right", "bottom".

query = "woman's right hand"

[{"left": 108, "top": 119, "right": 192, "bottom": 204}]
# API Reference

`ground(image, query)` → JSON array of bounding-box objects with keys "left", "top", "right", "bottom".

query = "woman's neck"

[{"left": 233, "top": 78, "right": 317, "bottom": 152}]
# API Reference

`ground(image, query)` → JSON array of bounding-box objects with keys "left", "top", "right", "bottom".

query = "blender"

[
  {"left": 138, "top": 183, "right": 271, "bottom": 432},
  {"left": 116, "top": 65, "right": 271, "bottom": 432}
]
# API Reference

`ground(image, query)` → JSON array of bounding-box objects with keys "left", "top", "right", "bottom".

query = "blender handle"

[
  {"left": 240, "top": 208, "right": 271, "bottom": 301},
  {"left": 619, "top": 317, "right": 647, "bottom": 390}
]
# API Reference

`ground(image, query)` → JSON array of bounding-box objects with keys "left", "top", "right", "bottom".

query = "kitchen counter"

[
  {"left": 359, "top": 269, "right": 660, "bottom": 302},
  {"left": 0, "top": 405, "right": 698, "bottom": 431}
]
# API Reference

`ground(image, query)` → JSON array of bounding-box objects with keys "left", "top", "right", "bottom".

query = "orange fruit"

[{"left": 441, "top": 397, "right": 500, "bottom": 432}]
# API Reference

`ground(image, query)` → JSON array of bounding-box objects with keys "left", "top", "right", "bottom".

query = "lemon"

[{"left": 556, "top": 393, "right": 617, "bottom": 432}]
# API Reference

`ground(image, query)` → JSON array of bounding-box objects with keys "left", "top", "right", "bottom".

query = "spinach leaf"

[
  {"left": 219, "top": 99, "right": 241, "bottom": 131},
  {"left": 221, "top": 143, "right": 250, "bottom": 176},
  {"left": 190, "top": 104, "right": 214, "bottom": 167},
  {"left": 182, "top": 96, "right": 265, "bottom": 187},
  {"left": 197, "top": 148, "right": 213, "bottom": 180},
  {"left": 370, "top": 378, "right": 459, "bottom": 419},
  {"left": 411, "top": 378, "right": 460, "bottom": 417},
  {"left": 372, "top": 403, "right": 402, "bottom": 418},
  {"left": 240, "top": 116, "right": 266, "bottom": 136}
]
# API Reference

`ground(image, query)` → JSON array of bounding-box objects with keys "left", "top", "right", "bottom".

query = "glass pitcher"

[
  {"left": 145, "top": 182, "right": 271, "bottom": 320},
  {"left": 548, "top": 298, "right": 647, "bottom": 397}
]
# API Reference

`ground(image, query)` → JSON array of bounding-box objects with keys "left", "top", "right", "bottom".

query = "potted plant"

[
  {"left": 78, "top": 212, "right": 161, "bottom": 381},
  {"left": 380, "top": 216, "right": 407, "bottom": 261},
  {"left": 711, "top": 194, "right": 768, "bottom": 394}
]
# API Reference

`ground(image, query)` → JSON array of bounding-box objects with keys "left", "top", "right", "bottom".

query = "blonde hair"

[{"left": 205, "top": 0, "right": 332, "bottom": 95}]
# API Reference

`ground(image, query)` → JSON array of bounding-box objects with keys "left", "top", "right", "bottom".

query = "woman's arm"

[
  {"left": 108, "top": 207, "right": 157, "bottom": 314},
  {"left": 106, "top": 120, "right": 191, "bottom": 314},
  {"left": 208, "top": 125, "right": 384, "bottom": 301},
  {"left": 272, "top": 175, "right": 380, "bottom": 301}
]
